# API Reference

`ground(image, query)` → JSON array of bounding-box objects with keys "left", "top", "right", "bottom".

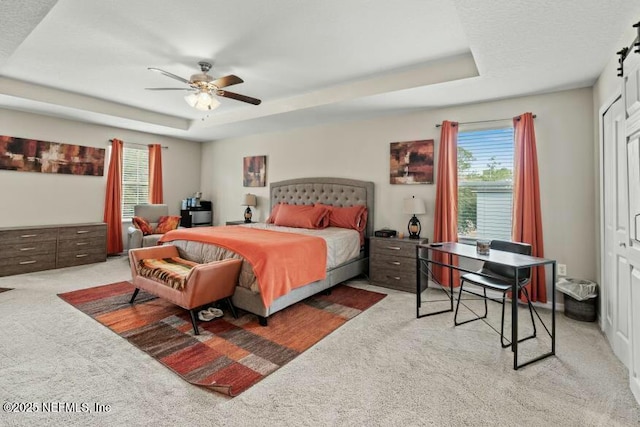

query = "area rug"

[
  {"left": 58, "top": 281, "right": 385, "bottom": 396},
  {"left": 0, "top": 287, "right": 13, "bottom": 294}
]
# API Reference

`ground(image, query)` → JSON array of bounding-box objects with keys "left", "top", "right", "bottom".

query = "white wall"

[
  {"left": 0, "top": 109, "right": 202, "bottom": 244},
  {"left": 201, "top": 87, "right": 596, "bottom": 284}
]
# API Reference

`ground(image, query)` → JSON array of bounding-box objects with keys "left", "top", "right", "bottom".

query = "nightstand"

[
  {"left": 225, "top": 220, "right": 255, "bottom": 225},
  {"left": 369, "top": 236, "right": 428, "bottom": 292}
]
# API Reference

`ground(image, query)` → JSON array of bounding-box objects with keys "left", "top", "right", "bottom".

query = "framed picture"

[
  {"left": 0, "top": 135, "right": 105, "bottom": 176},
  {"left": 390, "top": 139, "right": 434, "bottom": 184},
  {"left": 243, "top": 155, "right": 267, "bottom": 187}
]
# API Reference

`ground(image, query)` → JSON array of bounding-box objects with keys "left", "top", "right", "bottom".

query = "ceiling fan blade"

[
  {"left": 148, "top": 67, "right": 191, "bottom": 85},
  {"left": 217, "top": 90, "right": 262, "bottom": 105},
  {"left": 145, "top": 88, "right": 192, "bottom": 91},
  {"left": 211, "top": 74, "right": 243, "bottom": 88}
]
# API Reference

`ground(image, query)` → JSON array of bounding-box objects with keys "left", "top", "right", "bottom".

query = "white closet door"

[
  {"left": 603, "top": 95, "right": 631, "bottom": 367},
  {"left": 628, "top": 129, "right": 640, "bottom": 401}
]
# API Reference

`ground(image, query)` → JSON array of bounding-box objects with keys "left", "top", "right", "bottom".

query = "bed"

[{"left": 160, "top": 177, "right": 374, "bottom": 325}]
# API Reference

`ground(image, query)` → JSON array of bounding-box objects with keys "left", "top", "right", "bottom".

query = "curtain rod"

[
  {"left": 434, "top": 114, "right": 537, "bottom": 128},
  {"left": 109, "top": 139, "right": 168, "bottom": 149}
]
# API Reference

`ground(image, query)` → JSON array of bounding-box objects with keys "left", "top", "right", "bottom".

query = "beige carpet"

[{"left": 0, "top": 255, "right": 638, "bottom": 426}]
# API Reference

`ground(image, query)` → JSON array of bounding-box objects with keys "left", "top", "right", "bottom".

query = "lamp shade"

[
  {"left": 242, "top": 194, "right": 257, "bottom": 207},
  {"left": 403, "top": 196, "right": 426, "bottom": 215},
  {"left": 184, "top": 91, "right": 221, "bottom": 111}
]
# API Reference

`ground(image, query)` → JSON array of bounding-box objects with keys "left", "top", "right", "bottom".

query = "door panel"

[
  {"left": 617, "top": 258, "right": 632, "bottom": 367},
  {"left": 626, "top": 67, "right": 640, "bottom": 118},
  {"left": 603, "top": 95, "right": 631, "bottom": 368},
  {"left": 631, "top": 265, "right": 640, "bottom": 400}
]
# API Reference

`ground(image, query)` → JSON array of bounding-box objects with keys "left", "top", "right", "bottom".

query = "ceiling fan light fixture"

[{"left": 184, "top": 91, "right": 220, "bottom": 111}]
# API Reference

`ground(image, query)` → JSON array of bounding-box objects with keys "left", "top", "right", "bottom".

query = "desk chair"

[{"left": 453, "top": 240, "right": 536, "bottom": 348}]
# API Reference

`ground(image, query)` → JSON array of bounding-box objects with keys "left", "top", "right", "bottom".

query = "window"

[
  {"left": 457, "top": 127, "right": 515, "bottom": 241},
  {"left": 121, "top": 146, "right": 149, "bottom": 219}
]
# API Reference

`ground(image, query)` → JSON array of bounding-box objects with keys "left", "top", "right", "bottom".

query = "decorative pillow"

[
  {"left": 154, "top": 215, "right": 181, "bottom": 234},
  {"left": 317, "top": 204, "right": 368, "bottom": 232},
  {"left": 266, "top": 203, "right": 285, "bottom": 224},
  {"left": 132, "top": 216, "right": 153, "bottom": 236},
  {"left": 274, "top": 204, "right": 330, "bottom": 229}
]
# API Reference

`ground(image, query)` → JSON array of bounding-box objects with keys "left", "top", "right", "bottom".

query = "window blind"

[
  {"left": 457, "top": 128, "right": 514, "bottom": 241},
  {"left": 122, "top": 146, "right": 149, "bottom": 219}
]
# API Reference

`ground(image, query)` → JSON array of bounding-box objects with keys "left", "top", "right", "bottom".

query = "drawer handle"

[
  {"left": 76, "top": 242, "right": 89, "bottom": 246},
  {"left": 19, "top": 260, "right": 37, "bottom": 265},
  {"left": 386, "top": 246, "right": 401, "bottom": 250},
  {"left": 76, "top": 230, "right": 90, "bottom": 234},
  {"left": 76, "top": 254, "right": 89, "bottom": 258},
  {"left": 387, "top": 275, "right": 401, "bottom": 281},
  {"left": 388, "top": 261, "right": 401, "bottom": 266},
  {"left": 19, "top": 247, "right": 36, "bottom": 251},
  {"left": 20, "top": 234, "right": 37, "bottom": 238}
]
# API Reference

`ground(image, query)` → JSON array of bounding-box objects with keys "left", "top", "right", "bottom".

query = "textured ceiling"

[{"left": 0, "top": 0, "right": 638, "bottom": 142}]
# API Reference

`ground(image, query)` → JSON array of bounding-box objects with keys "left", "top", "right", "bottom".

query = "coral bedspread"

[{"left": 158, "top": 227, "right": 327, "bottom": 307}]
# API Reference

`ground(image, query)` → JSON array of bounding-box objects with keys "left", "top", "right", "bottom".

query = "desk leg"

[
  {"left": 512, "top": 269, "right": 519, "bottom": 369},
  {"left": 552, "top": 262, "right": 556, "bottom": 354},
  {"left": 449, "top": 252, "right": 454, "bottom": 310},
  {"left": 416, "top": 245, "right": 421, "bottom": 317}
]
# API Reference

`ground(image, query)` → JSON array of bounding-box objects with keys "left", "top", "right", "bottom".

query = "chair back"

[
  {"left": 481, "top": 240, "right": 532, "bottom": 284},
  {"left": 133, "top": 204, "right": 168, "bottom": 224}
]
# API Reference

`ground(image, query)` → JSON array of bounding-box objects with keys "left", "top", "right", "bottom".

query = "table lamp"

[
  {"left": 243, "top": 194, "right": 257, "bottom": 223},
  {"left": 403, "top": 196, "right": 426, "bottom": 239}
]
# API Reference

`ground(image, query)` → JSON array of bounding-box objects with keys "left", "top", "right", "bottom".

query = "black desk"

[{"left": 416, "top": 242, "right": 556, "bottom": 370}]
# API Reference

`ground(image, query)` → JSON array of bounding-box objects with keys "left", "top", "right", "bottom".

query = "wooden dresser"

[
  {"left": 369, "top": 236, "right": 428, "bottom": 293},
  {"left": 0, "top": 223, "right": 107, "bottom": 276}
]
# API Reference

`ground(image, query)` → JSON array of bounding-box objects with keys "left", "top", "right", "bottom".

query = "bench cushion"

[{"left": 138, "top": 257, "right": 198, "bottom": 290}]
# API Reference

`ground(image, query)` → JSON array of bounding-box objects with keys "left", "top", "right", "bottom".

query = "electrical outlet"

[{"left": 557, "top": 264, "right": 567, "bottom": 276}]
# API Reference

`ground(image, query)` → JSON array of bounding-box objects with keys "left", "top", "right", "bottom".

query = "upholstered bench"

[{"left": 128, "top": 245, "right": 242, "bottom": 335}]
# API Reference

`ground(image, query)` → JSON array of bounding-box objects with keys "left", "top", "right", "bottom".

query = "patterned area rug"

[
  {"left": 59, "top": 281, "right": 385, "bottom": 396},
  {"left": 0, "top": 287, "right": 13, "bottom": 294}
]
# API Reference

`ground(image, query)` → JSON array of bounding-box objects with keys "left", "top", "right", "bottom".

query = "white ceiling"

[{"left": 0, "top": 0, "right": 639, "bottom": 142}]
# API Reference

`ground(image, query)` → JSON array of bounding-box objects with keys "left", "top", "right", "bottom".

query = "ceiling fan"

[{"left": 146, "top": 61, "right": 261, "bottom": 111}]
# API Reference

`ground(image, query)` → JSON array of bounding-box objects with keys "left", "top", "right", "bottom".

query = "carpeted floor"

[
  {"left": 58, "top": 281, "right": 386, "bottom": 396},
  {"left": 0, "top": 255, "right": 638, "bottom": 426}
]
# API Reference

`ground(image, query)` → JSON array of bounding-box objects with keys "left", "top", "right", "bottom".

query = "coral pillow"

[
  {"left": 274, "top": 204, "right": 330, "bottom": 229},
  {"left": 132, "top": 216, "right": 153, "bottom": 236},
  {"left": 317, "top": 204, "right": 368, "bottom": 232},
  {"left": 266, "top": 203, "right": 285, "bottom": 224},
  {"left": 154, "top": 215, "right": 181, "bottom": 234}
]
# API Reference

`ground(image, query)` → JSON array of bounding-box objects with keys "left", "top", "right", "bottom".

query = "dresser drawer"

[
  {"left": 0, "top": 228, "right": 58, "bottom": 245},
  {"left": 57, "top": 250, "right": 107, "bottom": 268},
  {"left": 58, "top": 238, "right": 105, "bottom": 251},
  {"left": 0, "top": 253, "right": 57, "bottom": 276},
  {"left": 370, "top": 266, "right": 417, "bottom": 293},
  {"left": 370, "top": 239, "right": 417, "bottom": 258},
  {"left": 0, "top": 241, "right": 57, "bottom": 258},
  {"left": 58, "top": 224, "right": 106, "bottom": 240},
  {"left": 370, "top": 252, "right": 416, "bottom": 270}
]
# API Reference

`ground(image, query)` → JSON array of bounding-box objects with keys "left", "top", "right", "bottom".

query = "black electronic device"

[{"left": 374, "top": 229, "right": 397, "bottom": 238}]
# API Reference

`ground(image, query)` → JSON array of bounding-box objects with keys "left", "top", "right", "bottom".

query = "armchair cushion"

[
  {"left": 155, "top": 215, "right": 181, "bottom": 234},
  {"left": 132, "top": 216, "right": 154, "bottom": 235},
  {"left": 127, "top": 204, "right": 171, "bottom": 250}
]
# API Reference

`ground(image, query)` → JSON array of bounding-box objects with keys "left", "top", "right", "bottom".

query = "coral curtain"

[
  {"left": 512, "top": 112, "right": 546, "bottom": 303},
  {"left": 432, "top": 121, "right": 460, "bottom": 286},
  {"left": 104, "top": 138, "right": 123, "bottom": 255},
  {"left": 148, "top": 144, "right": 164, "bottom": 204}
]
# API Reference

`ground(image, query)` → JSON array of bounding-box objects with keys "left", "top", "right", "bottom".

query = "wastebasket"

[{"left": 556, "top": 278, "right": 598, "bottom": 322}]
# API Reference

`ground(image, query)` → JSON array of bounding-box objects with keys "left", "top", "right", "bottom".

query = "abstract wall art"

[
  {"left": 243, "top": 155, "right": 267, "bottom": 187},
  {"left": 390, "top": 139, "right": 434, "bottom": 184},
  {"left": 0, "top": 135, "right": 105, "bottom": 176}
]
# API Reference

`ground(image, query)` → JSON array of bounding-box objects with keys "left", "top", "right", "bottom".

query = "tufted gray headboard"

[{"left": 270, "top": 177, "right": 375, "bottom": 237}]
